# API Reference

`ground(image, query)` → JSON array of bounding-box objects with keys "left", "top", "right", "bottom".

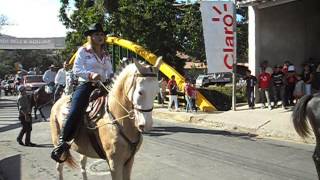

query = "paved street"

[{"left": 0, "top": 95, "right": 318, "bottom": 180}]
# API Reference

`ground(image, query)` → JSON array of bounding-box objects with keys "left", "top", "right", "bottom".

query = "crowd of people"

[
  {"left": 158, "top": 75, "right": 198, "bottom": 112},
  {"left": 244, "top": 60, "right": 320, "bottom": 110}
]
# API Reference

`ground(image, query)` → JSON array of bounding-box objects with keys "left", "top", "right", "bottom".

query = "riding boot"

[{"left": 51, "top": 122, "right": 73, "bottom": 163}]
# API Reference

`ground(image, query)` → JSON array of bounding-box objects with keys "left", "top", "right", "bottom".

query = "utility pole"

[{"left": 232, "top": 0, "right": 237, "bottom": 111}]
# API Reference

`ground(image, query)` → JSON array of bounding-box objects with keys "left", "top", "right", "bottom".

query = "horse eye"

[{"left": 138, "top": 91, "right": 143, "bottom": 96}]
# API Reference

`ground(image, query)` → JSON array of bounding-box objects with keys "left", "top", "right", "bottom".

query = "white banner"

[
  {"left": 200, "top": 1, "right": 236, "bottom": 73},
  {"left": 0, "top": 37, "right": 65, "bottom": 49}
]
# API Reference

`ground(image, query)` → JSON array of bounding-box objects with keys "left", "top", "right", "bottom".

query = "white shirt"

[
  {"left": 43, "top": 69, "right": 57, "bottom": 84},
  {"left": 54, "top": 68, "right": 66, "bottom": 86},
  {"left": 73, "top": 45, "right": 113, "bottom": 82}
]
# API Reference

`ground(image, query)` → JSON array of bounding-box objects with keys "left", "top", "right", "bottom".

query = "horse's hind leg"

[
  {"left": 34, "top": 107, "right": 38, "bottom": 120},
  {"left": 80, "top": 155, "right": 88, "bottom": 180},
  {"left": 313, "top": 145, "right": 320, "bottom": 180},
  {"left": 38, "top": 107, "right": 46, "bottom": 121},
  {"left": 56, "top": 163, "right": 64, "bottom": 180}
]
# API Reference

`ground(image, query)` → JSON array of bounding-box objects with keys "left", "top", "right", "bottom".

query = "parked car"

[
  {"left": 23, "top": 75, "right": 46, "bottom": 94},
  {"left": 196, "top": 72, "right": 232, "bottom": 88}
]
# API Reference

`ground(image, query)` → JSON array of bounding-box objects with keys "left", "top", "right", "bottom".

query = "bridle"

[
  {"left": 130, "top": 72, "right": 157, "bottom": 113},
  {"left": 97, "top": 69, "right": 157, "bottom": 165},
  {"left": 98, "top": 67, "right": 158, "bottom": 122}
]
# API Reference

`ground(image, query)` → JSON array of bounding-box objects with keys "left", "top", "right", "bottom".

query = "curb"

[{"left": 152, "top": 110, "right": 315, "bottom": 144}]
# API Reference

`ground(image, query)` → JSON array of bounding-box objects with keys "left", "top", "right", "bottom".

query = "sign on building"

[{"left": 200, "top": 1, "right": 236, "bottom": 73}]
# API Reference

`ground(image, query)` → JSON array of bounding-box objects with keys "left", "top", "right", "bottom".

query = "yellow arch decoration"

[{"left": 68, "top": 36, "right": 216, "bottom": 112}]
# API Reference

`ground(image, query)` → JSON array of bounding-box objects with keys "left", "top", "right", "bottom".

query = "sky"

[
  {"left": 0, "top": 0, "right": 67, "bottom": 38},
  {"left": 0, "top": 0, "right": 198, "bottom": 38}
]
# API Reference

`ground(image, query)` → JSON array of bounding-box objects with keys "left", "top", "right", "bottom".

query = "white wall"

[{"left": 249, "top": 0, "right": 320, "bottom": 74}]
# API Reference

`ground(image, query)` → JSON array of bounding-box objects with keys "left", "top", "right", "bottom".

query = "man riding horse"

[{"left": 51, "top": 22, "right": 113, "bottom": 162}]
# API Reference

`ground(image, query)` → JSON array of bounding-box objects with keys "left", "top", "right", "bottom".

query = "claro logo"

[{"left": 211, "top": 4, "right": 235, "bottom": 70}]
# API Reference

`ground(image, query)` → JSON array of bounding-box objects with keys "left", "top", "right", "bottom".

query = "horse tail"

[
  {"left": 64, "top": 150, "right": 78, "bottom": 168},
  {"left": 292, "top": 94, "right": 313, "bottom": 138}
]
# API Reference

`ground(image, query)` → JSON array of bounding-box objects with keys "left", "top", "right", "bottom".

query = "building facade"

[{"left": 239, "top": 0, "right": 320, "bottom": 75}]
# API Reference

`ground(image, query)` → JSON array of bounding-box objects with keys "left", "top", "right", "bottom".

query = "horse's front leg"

[
  {"left": 56, "top": 162, "right": 64, "bottom": 180},
  {"left": 108, "top": 159, "right": 124, "bottom": 180},
  {"left": 123, "top": 157, "right": 134, "bottom": 180},
  {"left": 80, "top": 155, "right": 88, "bottom": 180}
]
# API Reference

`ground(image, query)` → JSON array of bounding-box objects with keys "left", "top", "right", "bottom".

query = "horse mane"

[{"left": 108, "top": 63, "right": 137, "bottom": 107}]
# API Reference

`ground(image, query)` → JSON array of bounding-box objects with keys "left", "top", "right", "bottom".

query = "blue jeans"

[
  {"left": 62, "top": 82, "right": 95, "bottom": 141},
  {"left": 185, "top": 95, "right": 192, "bottom": 112}
]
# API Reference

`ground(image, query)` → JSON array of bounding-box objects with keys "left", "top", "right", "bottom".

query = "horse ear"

[
  {"left": 134, "top": 59, "right": 145, "bottom": 74},
  {"left": 153, "top": 56, "right": 163, "bottom": 70}
]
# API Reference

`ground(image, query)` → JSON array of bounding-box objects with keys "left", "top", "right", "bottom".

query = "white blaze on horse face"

[{"left": 131, "top": 77, "right": 159, "bottom": 132}]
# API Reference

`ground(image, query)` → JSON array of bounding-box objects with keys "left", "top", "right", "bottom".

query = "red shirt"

[
  {"left": 184, "top": 83, "right": 193, "bottom": 96},
  {"left": 259, "top": 72, "right": 271, "bottom": 89},
  {"left": 167, "top": 79, "right": 177, "bottom": 95}
]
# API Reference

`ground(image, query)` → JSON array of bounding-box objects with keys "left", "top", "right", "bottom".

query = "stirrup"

[{"left": 51, "top": 142, "right": 70, "bottom": 163}]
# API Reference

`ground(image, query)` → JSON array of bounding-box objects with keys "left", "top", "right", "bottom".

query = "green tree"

[
  {"left": 236, "top": 7, "right": 248, "bottom": 63},
  {"left": 175, "top": 3, "right": 205, "bottom": 61},
  {"left": 58, "top": 0, "right": 106, "bottom": 60},
  {"left": 108, "top": 0, "right": 185, "bottom": 72},
  {"left": 0, "top": 49, "right": 60, "bottom": 78}
]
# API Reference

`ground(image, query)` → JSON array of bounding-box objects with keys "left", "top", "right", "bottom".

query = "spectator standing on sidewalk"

[
  {"left": 244, "top": 69, "right": 257, "bottom": 109},
  {"left": 258, "top": 68, "right": 272, "bottom": 110},
  {"left": 159, "top": 77, "right": 168, "bottom": 107},
  {"left": 285, "top": 65, "right": 297, "bottom": 106},
  {"left": 190, "top": 83, "right": 197, "bottom": 112},
  {"left": 167, "top": 75, "right": 179, "bottom": 111},
  {"left": 184, "top": 79, "right": 193, "bottom": 112},
  {"left": 302, "top": 64, "right": 313, "bottom": 95},
  {"left": 293, "top": 74, "right": 305, "bottom": 101},
  {"left": 16, "top": 85, "right": 36, "bottom": 146},
  {"left": 271, "top": 65, "right": 286, "bottom": 108},
  {"left": 54, "top": 61, "right": 68, "bottom": 102}
]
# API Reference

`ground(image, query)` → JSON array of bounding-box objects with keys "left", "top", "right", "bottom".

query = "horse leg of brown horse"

[
  {"left": 108, "top": 159, "right": 124, "bottom": 180},
  {"left": 123, "top": 158, "right": 134, "bottom": 180},
  {"left": 80, "top": 155, "right": 88, "bottom": 180},
  {"left": 38, "top": 106, "right": 46, "bottom": 121},
  {"left": 33, "top": 106, "right": 38, "bottom": 120}
]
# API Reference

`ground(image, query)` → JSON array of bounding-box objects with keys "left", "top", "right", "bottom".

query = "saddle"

[{"left": 85, "top": 88, "right": 107, "bottom": 123}]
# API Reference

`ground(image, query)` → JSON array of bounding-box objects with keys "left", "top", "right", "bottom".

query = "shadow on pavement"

[
  {"left": 33, "top": 144, "right": 54, "bottom": 148},
  {"left": 0, "top": 120, "right": 42, "bottom": 133},
  {"left": 147, "top": 126, "right": 257, "bottom": 139},
  {"left": 0, "top": 154, "right": 21, "bottom": 180}
]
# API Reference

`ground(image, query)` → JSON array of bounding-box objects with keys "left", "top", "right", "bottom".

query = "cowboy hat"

[
  {"left": 84, "top": 23, "right": 107, "bottom": 36},
  {"left": 49, "top": 64, "right": 58, "bottom": 68}
]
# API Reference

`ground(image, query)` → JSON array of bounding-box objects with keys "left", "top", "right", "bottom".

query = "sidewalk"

[{"left": 152, "top": 103, "right": 315, "bottom": 144}]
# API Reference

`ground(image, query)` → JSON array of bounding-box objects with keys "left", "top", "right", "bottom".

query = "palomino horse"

[
  {"left": 31, "top": 85, "right": 54, "bottom": 120},
  {"left": 50, "top": 58, "right": 162, "bottom": 180},
  {"left": 292, "top": 93, "right": 320, "bottom": 179}
]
